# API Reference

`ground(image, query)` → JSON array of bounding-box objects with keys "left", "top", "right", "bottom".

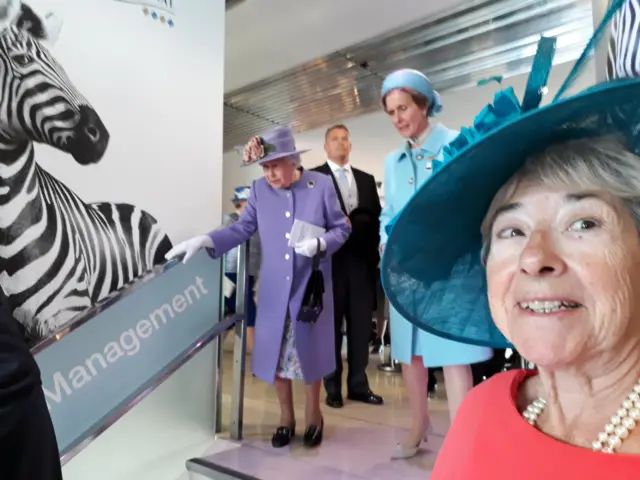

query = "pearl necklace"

[{"left": 522, "top": 379, "right": 640, "bottom": 453}]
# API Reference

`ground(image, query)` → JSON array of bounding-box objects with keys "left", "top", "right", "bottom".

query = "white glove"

[
  {"left": 165, "top": 235, "right": 214, "bottom": 264},
  {"left": 294, "top": 238, "right": 326, "bottom": 258}
]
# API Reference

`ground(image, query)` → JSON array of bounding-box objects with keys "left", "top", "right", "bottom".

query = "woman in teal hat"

[
  {"left": 379, "top": 68, "right": 493, "bottom": 459},
  {"left": 381, "top": 1, "right": 640, "bottom": 476}
]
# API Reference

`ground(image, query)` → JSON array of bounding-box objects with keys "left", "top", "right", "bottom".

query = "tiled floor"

[{"left": 199, "top": 346, "right": 451, "bottom": 479}]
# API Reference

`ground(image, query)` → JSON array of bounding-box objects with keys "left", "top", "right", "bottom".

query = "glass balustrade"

[{"left": 28, "top": 241, "right": 252, "bottom": 468}]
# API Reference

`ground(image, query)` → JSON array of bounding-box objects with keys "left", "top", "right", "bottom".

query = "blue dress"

[{"left": 380, "top": 124, "right": 493, "bottom": 367}]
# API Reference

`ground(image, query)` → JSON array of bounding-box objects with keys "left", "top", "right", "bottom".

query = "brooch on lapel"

[
  {"left": 307, "top": 180, "right": 315, "bottom": 189},
  {"left": 426, "top": 153, "right": 438, "bottom": 171}
]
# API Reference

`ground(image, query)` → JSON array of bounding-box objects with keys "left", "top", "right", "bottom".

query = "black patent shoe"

[
  {"left": 303, "top": 418, "right": 324, "bottom": 448},
  {"left": 325, "top": 394, "right": 344, "bottom": 409},
  {"left": 271, "top": 425, "right": 295, "bottom": 448},
  {"left": 347, "top": 390, "right": 384, "bottom": 406}
]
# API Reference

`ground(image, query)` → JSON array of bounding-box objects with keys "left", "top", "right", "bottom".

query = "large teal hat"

[
  {"left": 380, "top": 0, "right": 640, "bottom": 349},
  {"left": 381, "top": 69, "right": 443, "bottom": 117}
]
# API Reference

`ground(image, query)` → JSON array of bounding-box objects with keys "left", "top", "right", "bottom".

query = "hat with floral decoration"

[{"left": 239, "top": 126, "right": 310, "bottom": 167}]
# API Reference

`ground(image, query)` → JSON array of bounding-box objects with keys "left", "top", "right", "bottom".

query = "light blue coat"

[{"left": 380, "top": 123, "right": 493, "bottom": 367}]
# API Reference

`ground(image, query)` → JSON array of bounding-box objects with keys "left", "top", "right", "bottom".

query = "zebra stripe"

[
  {"left": 607, "top": 0, "right": 640, "bottom": 79},
  {"left": 0, "top": 13, "right": 172, "bottom": 340}
]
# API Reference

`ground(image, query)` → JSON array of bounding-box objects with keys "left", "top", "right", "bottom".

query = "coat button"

[
  {"left": 285, "top": 211, "right": 291, "bottom": 218},
  {"left": 285, "top": 254, "right": 290, "bottom": 260},
  {"left": 285, "top": 233, "right": 290, "bottom": 239},
  {"left": 416, "top": 154, "right": 424, "bottom": 160},
  {"left": 286, "top": 276, "right": 291, "bottom": 281}
]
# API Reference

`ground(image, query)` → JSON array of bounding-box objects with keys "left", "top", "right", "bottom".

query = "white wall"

[
  {"left": 29, "top": 0, "right": 224, "bottom": 242},
  {"left": 19, "top": 0, "right": 227, "bottom": 478},
  {"left": 221, "top": 60, "right": 596, "bottom": 214},
  {"left": 62, "top": 345, "right": 221, "bottom": 480}
]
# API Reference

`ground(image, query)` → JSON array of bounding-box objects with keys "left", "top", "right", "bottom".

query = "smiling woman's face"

[{"left": 485, "top": 181, "right": 640, "bottom": 369}]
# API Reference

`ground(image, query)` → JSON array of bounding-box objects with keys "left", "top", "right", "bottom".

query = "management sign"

[{"left": 33, "top": 251, "right": 222, "bottom": 457}]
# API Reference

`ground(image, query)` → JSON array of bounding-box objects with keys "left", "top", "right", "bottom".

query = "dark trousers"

[
  {"left": 428, "top": 369, "right": 437, "bottom": 392},
  {"left": 224, "top": 273, "right": 257, "bottom": 328},
  {"left": 471, "top": 348, "right": 507, "bottom": 385},
  {"left": 0, "top": 387, "right": 63, "bottom": 480},
  {"left": 324, "top": 257, "right": 373, "bottom": 396}
]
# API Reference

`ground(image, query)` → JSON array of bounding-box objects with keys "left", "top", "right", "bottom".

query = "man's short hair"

[{"left": 325, "top": 124, "right": 350, "bottom": 141}]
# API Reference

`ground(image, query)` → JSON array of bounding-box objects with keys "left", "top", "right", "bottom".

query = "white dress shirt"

[{"left": 326, "top": 159, "right": 353, "bottom": 187}]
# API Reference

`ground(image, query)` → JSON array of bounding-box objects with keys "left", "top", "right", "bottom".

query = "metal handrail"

[
  {"left": 61, "top": 312, "right": 242, "bottom": 465},
  {"left": 31, "top": 255, "right": 188, "bottom": 355},
  {"left": 229, "top": 240, "right": 250, "bottom": 440},
  {"left": 30, "top": 239, "right": 252, "bottom": 464},
  {"left": 186, "top": 457, "right": 261, "bottom": 480}
]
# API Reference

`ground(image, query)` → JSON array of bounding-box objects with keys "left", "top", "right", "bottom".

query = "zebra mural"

[
  {"left": 607, "top": 0, "right": 640, "bottom": 79},
  {"left": 0, "top": 1, "right": 173, "bottom": 341}
]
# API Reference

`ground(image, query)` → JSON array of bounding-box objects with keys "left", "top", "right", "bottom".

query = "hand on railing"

[{"left": 165, "top": 235, "right": 214, "bottom": 264}]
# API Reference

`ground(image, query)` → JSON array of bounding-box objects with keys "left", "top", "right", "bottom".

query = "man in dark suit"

[
  {"left": 312, "top": 124, "right": 383, "bottom": 408},
  {"left": 0, "top": 290, "right": 63, "bottom": 479}
]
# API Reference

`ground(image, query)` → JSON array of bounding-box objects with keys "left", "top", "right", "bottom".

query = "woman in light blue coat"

[{"left": 379, "top": 69, "right": 493, "bottom": 459}]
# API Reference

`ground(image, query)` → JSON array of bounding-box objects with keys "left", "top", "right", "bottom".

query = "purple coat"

[{"left": 208, "top": 169, "right": 351, "bottom": 384}]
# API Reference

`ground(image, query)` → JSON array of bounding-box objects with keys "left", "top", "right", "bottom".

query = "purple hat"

[{"left": 240, "top": 126, "right": 310, "bottom": 167}]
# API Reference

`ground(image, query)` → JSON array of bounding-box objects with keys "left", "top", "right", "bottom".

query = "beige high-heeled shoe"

[{"left": 390, "top": 422, "right": 434, "bottom": 460}]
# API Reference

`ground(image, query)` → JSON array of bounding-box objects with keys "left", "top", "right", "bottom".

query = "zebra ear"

[
  {"left": 15, "top": 3, "right": 63, "bottom": 45},
  {"left": 40, "top": 11, "right": 63, "bottom": 45},
  {"left": 0, "top": 0, "right": 21, "bottom": 30}
]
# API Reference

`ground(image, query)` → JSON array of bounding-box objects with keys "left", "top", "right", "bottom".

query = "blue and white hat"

[
  {"left": 232, "top": 186, "right": 250, "bottom": 203},
  {"left": 381, "top": 68, "right": 443, "bottom": 117}
]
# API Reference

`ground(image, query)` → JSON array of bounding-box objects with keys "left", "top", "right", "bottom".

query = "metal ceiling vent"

[{"left": 223, "top": 0, "right": 593, "bottom": 151}]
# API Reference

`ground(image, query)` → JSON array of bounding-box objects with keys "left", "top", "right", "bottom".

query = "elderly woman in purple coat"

[{"left": 166, "top": 126, "right": 351, "bottom": 449}]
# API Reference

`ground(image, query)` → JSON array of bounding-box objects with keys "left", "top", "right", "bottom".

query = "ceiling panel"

[
  {"left": 223, "top": 0, "right": 593, "bottom": 151},
  {"left": 224, "top": 0, "right": 474, "bottom": 91}
]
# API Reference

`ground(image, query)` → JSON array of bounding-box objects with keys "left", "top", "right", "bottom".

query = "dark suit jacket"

[
  {"left": 0, "top": 290, "right": 41, "bottom": 438},
  {"left": 312, "top": 162, "right": 382, "bottom": 307}
]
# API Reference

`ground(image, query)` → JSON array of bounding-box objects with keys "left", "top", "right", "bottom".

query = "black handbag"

[{"left": 297, "top": 238, "right": 325, "bottom": 324}]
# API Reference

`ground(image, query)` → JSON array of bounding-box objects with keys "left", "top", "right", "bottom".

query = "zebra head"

[{"left": 0, "top": 1, "right": 109, "bottom": 164}]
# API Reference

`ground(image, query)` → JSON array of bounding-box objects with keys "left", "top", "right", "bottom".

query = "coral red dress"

[{"left": 432, "top": 369, "right": 640, "bottom": 479}]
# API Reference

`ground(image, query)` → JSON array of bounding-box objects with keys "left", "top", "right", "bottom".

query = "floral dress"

[{"left": 275, "top": 314, "right": 303, "bottom": 380}]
